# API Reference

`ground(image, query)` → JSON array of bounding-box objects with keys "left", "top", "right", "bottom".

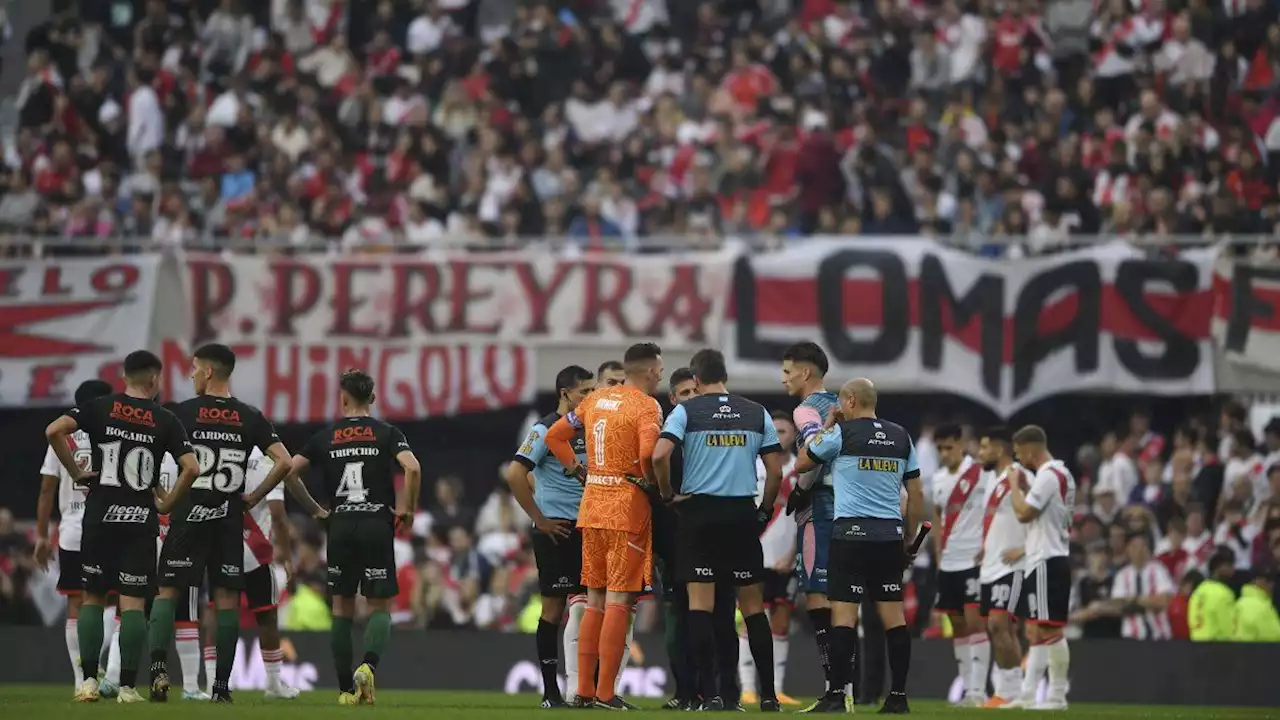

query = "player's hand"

[
  {"left": 535, "top": 517, "right": 572, "bottom": 541},
  {"left": 395, "top": 510, "right": 412, "bottom": 532},
  {"left": 824, "top": 406, "right": 844, "bottom": 429},
  {"left": 786, "top": 485, "right": 812, "bottom": 516},
  {"left": 281, "top": 558, "right": 296, "bottom": 587},
  {"left": 903, "top": 543, "right": 918, "bottom": 570},
  {"left": 73, "top": 471, "right": 98, "bottom": 487},
  {"left": 33, "top": 537, "right": 53, "bottom": 569},
  {"left": 566, "top": 464, "right": 587, "bottom": 485},
  {"left": 974, "top": 549, "right": 985, "bottom": 565},
  {"left": 756, "top": 503, "right": 772, "bottom": 534},
  {"left": 772, "top": 555, "right": 794, "bottom": 574},
  {"left": 1001, "top": 548, "right": 1024, "bottom": 564}
]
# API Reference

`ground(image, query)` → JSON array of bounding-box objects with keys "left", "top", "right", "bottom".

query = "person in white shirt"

[
  {"left": 1009, "top": 426, "right": 1077, "bottom": 710},
  {"left": 975, "top": 427, "right": 1028, "bottom": 706},
  {"left": 930, "top": 425, "right": 988, "bottom": 706},
  {"left": 739, "top": 410, "right": 800, "bottom": 707},
  {"left": 1095, "top": 431, "right": 1138, "bottom": 503},
  {"left": 1223, "top": 430, "right": 1268, "bottom": 510},
  {"left": 34, "top": 380, "right": 118, "bottom": 694},
  {"left": 1108, "top": 533, "right": 1175, "bottom": 640},
  {"left": 126, "top": 68, "right": 164, "bottom": 165}
]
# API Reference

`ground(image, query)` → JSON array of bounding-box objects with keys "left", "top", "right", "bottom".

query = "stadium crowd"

[{"left": 6, "top": 0, "right": 1280, "bottom": 254}]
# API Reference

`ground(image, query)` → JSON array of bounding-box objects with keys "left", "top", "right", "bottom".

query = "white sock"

[
  {"left": 176, "top": 626, "right": 202, "bottom": 693},
  {"left": 564, "top": 596, "right": 585, "bottom": 700},
  {"left": 772, "top": 634, "right": 789, "bottom": 695},
  {"left": 100, "top": 607, "right": 117, "bottom": 669},
  {"left": 1001, "top": 666, "right": 1023, "bottom": 699},
  {"left": 738, "top": 635, "right": 757, "bottom": 694},
  {"left": 952, "top": 634, "right": 969, "bottom": 693},
  {"left": 263, "top": 647, "right": 284, "bottom": 690},
  {"left": 203, "top": 646, "right": 216, "bottom": 694},
  {"left": 1020, "top": 645, "right": 1048, "bottom": 702},
  {"left": 1045, "top": 638, "right": 1070, "bottom": 703},
  {"left": 66, "top": 618, "right": 84, "bottom": 687},
  {"left": 615, "top": 609, "right": 635, "bottom": 695},
  {"left": 105, "top": 622, "right": 122, "bottom": 685},
  {"left": 968, "top": 635, "right": 991, "bottom": 699}
]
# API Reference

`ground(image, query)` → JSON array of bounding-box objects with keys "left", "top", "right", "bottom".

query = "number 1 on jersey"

[
  {"left": 592, "top": 419, "right": 607, "bottom": 468},
  {"left": 337, "top": 462, "right": 367, "bottom": 502}
]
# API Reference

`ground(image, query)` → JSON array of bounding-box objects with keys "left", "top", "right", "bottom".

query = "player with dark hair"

[
  {"left": 976, "top": 427, "right": 1029, "bottom": 706},
  {"left": 505, "top": 364, "right": 595, "bottom": 708},
  {"left": 597, "top": 360, "right": 626, "bottom": 388},
  {"left": 35, "top": 379, "right": 116, "bottom": 693},
  {"left": 654, "top": 348, "right": 785, "bottom": 712},
  {"left": 545, "top": 343, "right": 664, "bottom": 709},
  {"left": 286, "top": 369, "right": 421, "bottom": 706},
  {"left": 47, "top": 351, "right": 201, "bottom": 703},
  {"left": 778, "top": 342, "right": 842, "bottom": 709}
]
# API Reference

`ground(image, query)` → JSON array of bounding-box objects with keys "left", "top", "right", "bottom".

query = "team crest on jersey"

[
  {"left": 519, "top": 431, "right": 538, "bottom": 455},
  {"left": 103, "top": 504, "right": 150, "bottom": 523}
]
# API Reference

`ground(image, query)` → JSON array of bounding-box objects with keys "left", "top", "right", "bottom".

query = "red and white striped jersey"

[
  {"left": 932, "top": 456, "right": 986, "bottom": 572},
  {"left": 1111, "top": 560, "right": 1175, "bottom": 639},
  {"left": 755, "top": 454, "right": 797, "bottom": 568},
  {"left": 243, "top": 448, "right": 283, "bottom": 573},
  {"left": 980, "top": 463, "right": 1029, "bottom": 584}
]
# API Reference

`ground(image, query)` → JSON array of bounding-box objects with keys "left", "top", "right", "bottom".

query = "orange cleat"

[
  {"left": 984, "top": 696, "right": 1012, "bottom": 708},
  {"left": 777, "top": 693, "right": 803, "bottom": 706}
]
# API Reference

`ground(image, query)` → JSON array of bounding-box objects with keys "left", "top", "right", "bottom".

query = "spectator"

[
  {"left": 1188, "top": 549, "right": 1238, "bottom": 641},
  {"left": 425, "top": 475, "right": 475, "bottom": 544},
  {"left": 1234, "top": 571, "right": 1280, "bottom": 642},
  {"left": 1097, "top": 430, "right": 1140, "bottom": 504},
  {"left": 1070, "top": 544, "right": 1122, "bottom": 638},
  {"left": 1109, "top": 532, "right": 1176, "bottom": 640},
  {"left": 1224, "top": 430, "right": 1266, "bottom": 510}
]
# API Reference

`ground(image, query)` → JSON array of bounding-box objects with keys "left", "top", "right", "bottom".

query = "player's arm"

[
  {"left": 653, "top": 403, "right": 687, "bottom": 501},
  {"left": 1009, "top": 469, "right": 1044, "bottom": 523},
  {"left": 903, "top": 439, "right": 924, "bottom": 550},
  {"left": 506, "top": 426, "right": 571, "bottom": 537},
  {"left": 1134, "top": 566, "right": 1174, "bottom": 612},
  {"left": 637, "top": 399, "right": 662, "bottom": 483},
  {"left": 156, "top": 414, "right": 200, "bottom": 515},
  {"left": 793, "top": 425, "right": 840, "bottom": 474},
  {"left": 544, "top": 412, "right": 583, "bottom": 476},
  {"left": 45, "top": 414, "right": 88, "bottom": 483},
  {"left": 791, "top": 405, "right": 825, "bottom": 490},
  {"left": 282, "top": 431, "right": 329, "bottom": 518},
  {"left": 244, "top": 442, "right": 293, "bottom": 507},
  {"left": 268, "top": 497, "right": 293, "bottom": 580},
  {"left": 757, "top": 412, "right": 785, "bottom": 512},
  {"left": 393, "top": 430, "right": 421, "bottom": 527},
  {"left": 34, "top": 446, "right": 60, "bottom": 567}
]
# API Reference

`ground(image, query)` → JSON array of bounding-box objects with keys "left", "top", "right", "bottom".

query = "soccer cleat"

[
  {"left": 542, "top": 697, "right": 568, "bottom": 709},
  {"left": 74, "top": 677, "right": 100, "bottom": 703},
  {"left": 118, "top": 687, "right": 146, "bottom": 704},
  {"left": 183, "top": 690, "right": 212, "bottom": 701},
  {"left": 760, "top": 698, "right": 781, "bottom": 712},
  {"left": 661, "top": 697, "right": 687, "bottom": 710},
  {"left": 98, "top": 678, "right": 119, "bottom": 699},
  {"left": 211, "top": 687, "right": 234, "bottom": 704},
  {"left": 568, "top": 696, "right": 595, "bottom": 709},
  {"left": 1031, "top": 701, "right": 1068, "bottom": 711},
  {"left": 877, "top": 692, "right": 909, "bottom": 714},
  {"left": 963, "top": 695, "right": 988, "bottom": 707},
  {"left": 778, "top": 693, "right": 803, "bottom": 706},
  {"left": 338, "top": 692, "right": 358, "bottom": 706},
  {"left": 617, "top": 697, "right": 640, "bottom": 710},
  {"left": 149, "top": 668, "right": 170, "bottom": 703},
  {"left": 594, "top": 696, "right": 630, "bottom": 710},
  {"left": 798, "top": 694, "right": 850, "bottom": 713},
  {"left": 1000, "top": 698, "right": 1035, "bottom": 709},
  {"left": 353, "top": 663, "right": 376, "bottom": 705},
  {"left": 697, "top": 696, "right": 725, "bottom": 711},
  {"left": 266, "top": 683, "right": 301, "bottom": 700},
  {"left": 741, "top": 691, "right": 759, "bottom": 705},
  {"left": 984, "top": 696, "right": 1013, "bottom": 708}
]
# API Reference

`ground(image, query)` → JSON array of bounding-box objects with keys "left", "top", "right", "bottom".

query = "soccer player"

[
  {"left": 929, "top": 424, "right": 988, "bottom": 705},
  {"left": 545, "top": 343, "right": 664, "bottom": 710},
  {"left": 147, "top": 344, "right": 296, "bottom": 703},
  {"left": 1008, "top": 425, "right": 1076, "bottom": 710},
  {"left": 505, "top": 364, "right": 595, "bottom": 708},
  {"left": 740, "top": 409, "right": 800, "bottom": 707},
  {"left": 653, "top": 348, "right": 785, "bottom": 712},
  {"left": 778, "top": 342, "right": 841, "bottom": 706},
  {"left": 33, "top": 379, "right": 115, "bottom": 693},
  {"left": 287, "top": 369, "right": 421, "bottom": 706},
  {"left": 597, "top": 360, "right": 626, "bottom": 388},
  {"left": 46, "top": 350, "right": 201, "bottom": 703},
  {"left": 793, "top": 378, "right": 925, "bottom": 714},
  {"left": 976, "top": 427, "right": 1028, "bottom": 706}
]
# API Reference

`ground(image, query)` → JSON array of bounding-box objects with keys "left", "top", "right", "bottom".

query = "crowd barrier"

[{"left": 0, "top": 627, "right": 1276, "bottom": 706}]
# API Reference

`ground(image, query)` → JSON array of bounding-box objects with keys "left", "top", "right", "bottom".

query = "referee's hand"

[{"left": 786, "top": 485, "right": 812, "bottom": 516}]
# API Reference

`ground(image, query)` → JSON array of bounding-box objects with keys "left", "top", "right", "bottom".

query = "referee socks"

[
  {"left": 885, "top": 625, "right": 911, "bottom": 695},
  {"left": 743, "top": 613, "right": 776, "bottom": 700},
  {"left": 536, "top": 619, "right": 562, "bottom": 700},
  {"left": 687, "top": 610, "right": 718, "bottom": 702},
  {"left": 828, "top": 625, "right": 856, "bottom": 697}
]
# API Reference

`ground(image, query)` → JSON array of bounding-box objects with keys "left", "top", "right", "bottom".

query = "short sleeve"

[
  {"left": 904, "top": 438, "right": 920, "bottom": 480},
  {"left": 390, "top": 426, "right": 412, "bottom": 454},
  {"left": 1025, "top": 470, "right": 1057, "bottom": 511},
  {"left": 660, "top": 404, "right": 688, "bottom": 444},
  {"left": 67, "top": 400, "right": 96, "bottom": 434},
  {"left": 759, "top": 412, "right": 782, "bottom": 455},
  {"left": 301, "top": 429, "right": 327, "bottom": 463},
  {"left": 40, "top": 445, "right": 61, "bottom": 477},
  {"left": 793, "top": 405, "right": 824, "bottom": 444},
  {"left": 261, "top": 455, "right": 285, "bottom": 502},
  {"left": 806, "top": 427, "right": 842, "bottom": 464},
  {"left": 163, "top": 410, "right": 194, "bottom": 460},
  {"left": 251, "top": 410, "right": 282, "bottom": 452},
  {"left": 514, "top": 424, "right": 549, "bottom": 470},
  {"left": 1153, "top": 563, "right": 1176, "bottom": 595}
]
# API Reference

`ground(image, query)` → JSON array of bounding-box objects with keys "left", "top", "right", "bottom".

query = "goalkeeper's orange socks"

[
  {"left": 576, "top": 606, "right": 604, "bottom": 700},
  {"left": 595, "top": 603, "right": 631, "bottom": 702}
]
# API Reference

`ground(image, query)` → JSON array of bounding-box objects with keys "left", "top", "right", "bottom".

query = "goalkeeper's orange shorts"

[{"left": 581, "top": 526, "right": 652, "bottom": 593}]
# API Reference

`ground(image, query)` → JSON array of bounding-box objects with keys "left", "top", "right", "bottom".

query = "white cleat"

[
  {"left": 74, "top": 678, "right": 100, "bottom": 703},
  {"left": 117, "top": 687, "right": 146, "bottom": 703},
  {"left": 98, "top": 678, "right": 120, "bottom": 699},
  {"left": 265, "top": 683, "right": 301, "bottom": 700},
  {"left": 183, "top": 690, "right": 212, "bottom": 701},
  {"left": 963, "top": 694, "right": 988, "bottom": 707},
  {"left": 1000, "top": 697, "right": 1035, "bottom": 709},
  {"left": 1031, "top": 701, "right": 1068, "bottom": 711}
]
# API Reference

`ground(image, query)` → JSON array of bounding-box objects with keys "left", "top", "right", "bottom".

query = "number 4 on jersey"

[{"left": 337, "top": 462, "right": 367, "bottom": 502}]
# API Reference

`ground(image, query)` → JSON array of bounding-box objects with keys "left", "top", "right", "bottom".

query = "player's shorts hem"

[
  {"left": 57, "top": 589, "right": 83, "bottom": 596},
  {"left": 963, "top": 602, "right": 981, "bottom": 608},
  {"left": 248, "top": 604, "right": 278, "bottom": 614},
  {"left": 175, "top": 620, "right": 199, "bottom": 629}
]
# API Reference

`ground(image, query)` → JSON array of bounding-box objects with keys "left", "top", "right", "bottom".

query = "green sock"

[
  {"left": 214, "top": 610, "right": 239, "bottom": 685},
  {"left": 148, "top": 597, "right": 176, "bottom": 664},
  {"left": 118, "top": 610, "right": 147, "bottom": 689},
  {"left": 362, "top": 610, "right": 392, "bottom": 668},
  {"left": 78, "top": 604, "right": 105, "bottom": 680},
  {"left": 332, "top": 616, "right": 355, "bottom": 694}
]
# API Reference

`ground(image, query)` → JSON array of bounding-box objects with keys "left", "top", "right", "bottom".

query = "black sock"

[
  {"left": 536, "top": 619, "right": 562, "bottom": 699},
  {"left": 743, "top": 613, "right": 776, "bottom": 700},
  {"left": 687, "top": 610, "right": 718, "bottom": 701},
  {"left": 885, "top": 626, "right": 911, "bottom": 694},
  {"left": 362, "top": 652, "right": 380, "bottom": 670},
  {"left": 808, "top": 608, "right": 833, "bottom": 690},
  {"left": 711, "top": 593, "right": 739, "bottom": 701},
  {"left": 829, "top": 626, "right": 857, "bottom": 698}
]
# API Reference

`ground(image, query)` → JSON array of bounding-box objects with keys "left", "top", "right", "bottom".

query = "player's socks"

[
  {"left": 576, "top": 606, "right": 604, "bottom": 700},
  {"left": 1044, "top": 637, "right": 1069, "bottom": 703},
  {"left": 744, "top": 613, "right": 776, "bottom": 700},
  {"left": 711, "top": 603, "right": 738, "bottom": 700},
  {"left": 772, "top": 633, "right": 789, "bottom": 695},
  {"left": 175, "top": 624, "right": 202, "bottom": 693},
  {"left": 331, "top": 617, "right": 355, "bottom": 695},
  {"left": 614, "top": 609, "right": 635, "bottom": 696},
  {"left": 77, "top": 605, "right": 105, "bottom": 680},
  {"left": 686, "top": 610, "right": 717, "bottom": 701},
  {"left": 663, "top": 602, "right": 692, "bottom": 700},
  {"left": 202, "top": 646, "right": 216, "bottom": 693},
  {"left": 214, "top": 610, "right": 239, "bottom": 685},
  {"left": 595, "top": 603, "right": 630, "bottom": 702},
  {"left": 827, "top": 625, "right": 855, "bottom": 697},
  {"left": 362, "top": 610, "right": 391, "bottom": 669},
  {"left": 564, "top": 595, "right": 585, "bottom": 698},
  {"left": 536, "top": 618, "right": 562, "bottom": 699},
  {"left": 263, "top": 647, "right": 284, "bottom": 690},
  {"left": 807, "top": 607, "right": 833, "bottom": 691},
  {"left": 105, "top": 622, "right": 122, "bottom": 686},
  {"left": 951, "top": 632, "right": 969, "bottom": 697},
  {"left": 1019, "top": 642, "right": 1049, "bottom": 702},
  {"left": 885, "top": 625, "right": 911, "bottom": 695},
  {"left": 147, "top": 597, "right": 176, "bottom": 678},
  {"left": 118, "top": 609, "right": 147, "bottom": 688},
  {"left": 66, "top": 617, "right": 84, "bottom": 687},
  {"left": 969, "top": 633, "right": 991, "bottom": 700},
  {"left": 737, "top": 635, "right": 756, "bottom": 695}
]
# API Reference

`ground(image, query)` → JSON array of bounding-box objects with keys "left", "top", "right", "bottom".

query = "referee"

[{"left": 793, "top": 378, "right": 925, "bottom": 714}]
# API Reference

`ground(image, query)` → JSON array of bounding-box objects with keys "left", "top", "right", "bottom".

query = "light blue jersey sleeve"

[
  {"left": 807, "top": 427, "right": 842, "bottom": 464},
  {"left": 760, "top": 413, "right": 781, "bottom": 454},
  {"left": 905, "top": 439, "right": 920, "bottom": 479},
  {"left": 516, "top": 424, "right": 549, "bottom": 466},
  {"left": 660, "top": 403, "right": 688, "bottom": 444}
]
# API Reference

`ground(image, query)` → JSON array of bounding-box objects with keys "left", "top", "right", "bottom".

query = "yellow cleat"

[
  {"left": 117, "top": 687, "right": 145, "bottom": 704},
  {"left": 742, "top": 691, "right": 760, "bottom": 705},
  {"left": 74, "top": 678, "right": 100, "bottom": 703},
  {"left": 338, "top": 692, "right": 358, "bottom": 706},
  {"left": 777, "top": 693, "right": 803, "bottom": 706},
  {"left": 354, "top": 663, "right": 376, "bottom": 705}
]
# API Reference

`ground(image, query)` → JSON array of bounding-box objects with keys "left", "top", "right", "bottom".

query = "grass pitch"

[{"left": 0, "top": 687, "right": 1272, "bottom": 719}]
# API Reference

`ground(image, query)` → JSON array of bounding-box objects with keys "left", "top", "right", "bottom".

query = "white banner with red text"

[
  {"left": 0, "top": 256, "right": 161, "bottom": 408},
  {"left": 726, "top": 238, "right": 1220, "bottom": 417},
  {"left": 1211, "top": 254, "right": 1280, "bottom": 379}
]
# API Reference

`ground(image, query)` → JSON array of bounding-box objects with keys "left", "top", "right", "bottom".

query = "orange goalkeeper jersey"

[{"left": 545, "top": 384, "right": 662, "bottom": 533}]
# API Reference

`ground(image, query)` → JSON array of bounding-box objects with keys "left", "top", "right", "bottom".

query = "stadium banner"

[
  {"left": 728, "top": 239, "right": 1219, "bottom": 416},
  {"left": 0, "top": 627, "right": 1277, "bottom": 706},
  {"left": 1211, "top": 254, "right": 1280, "bottom": 375},
  {"left": 0, "top": 256, "right": 161, "bottom": 408}
]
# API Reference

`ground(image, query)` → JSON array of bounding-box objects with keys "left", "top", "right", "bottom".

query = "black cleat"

[
  {"left": 542, "top": 697, "right": 568, "bottom": 709},
  {"left": 878, "top": 692, "right": 909, "bottom": 714},
  {"left": 148, "top": 664, "right": 169, "bottom": 703},
  {"left": 760, "top": 698, "right": 782, "bottom": 712},
  {"left": 211, "top": 685, "right": 234, "bottom": 704},
  {"left": 594, "top": 696, "right": 629, "bottom": 710},
  {"left": 798, "top": 694, "right": 849, "bottom": 713},
  {"left": 698, "top": 697, "right": 725, "bottom": 711},
  {"left": 662, "top": 697, "right": 688, "bottom": 710},
  {"left": 617, "top": 697, "right": 640, "bottom": 710},
  {"left": 569, "top": 697, "right": 597, "bottom": 709}
]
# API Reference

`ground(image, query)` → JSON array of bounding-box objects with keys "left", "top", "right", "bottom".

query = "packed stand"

[{"left": 7, "top": 0, "right": 1280, "bottom": 254}]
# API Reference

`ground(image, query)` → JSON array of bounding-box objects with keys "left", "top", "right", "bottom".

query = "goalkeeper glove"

[{"left": 786, "top": 485, "right": 812, "bottom": 516}]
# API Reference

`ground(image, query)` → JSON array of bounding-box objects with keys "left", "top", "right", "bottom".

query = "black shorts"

[
  {"left": 159, "top": 516, "right": 243, "bottom": 590},
  {"left": 981, "top": 571, "right": 1025, "bottom": 618},
  {"left": 1023, "top": 557, "right": 1070, "bottom": 626},
  {"left": 80, "top": 523, "right": 155, "bottom": 598},
  {"left": 677, "top": 496, "right": 763, "bottom": 586},
  {"left": 58, "top": 548, "right": 83, "bottom": 594},
  {"left": 175, "top": 584, "right": 204, "bottom": 623},
  {"left": 531, "top": 523, "right": 584, "bottom": 597},
  {"left": 244, "top": 565, "right": 282, "bottom": 612},
  {"left": 327, "top": 515, "right": 398, "bottom": 599},
  {"left": 762, "top": 569, "right": 797, "bottom": 608},
  {"left": 828, "top": 539, "right": 906, "bottom": 604},
  {"left": 935, "top": 567, "right": 981, "bottom": 613},
  {"left": 651, "top": 500, "right": 682, "bottom": 603}
]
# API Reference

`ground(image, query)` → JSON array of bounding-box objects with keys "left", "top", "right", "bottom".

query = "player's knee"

[
  {"left": 877, "top": 601, "right": 907, "bottom": 629},
  {"left": 830, "top": 601, "right": 859, "bottom": 628},
  {"left": 805, "top": 592, "right": 829, "bottom": 609},
  {"left": 541, "top": 596, "right": 567, "bottom": 621},
  {"left": 769, "top": 608, "right": 790, "bottom": 635}
]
